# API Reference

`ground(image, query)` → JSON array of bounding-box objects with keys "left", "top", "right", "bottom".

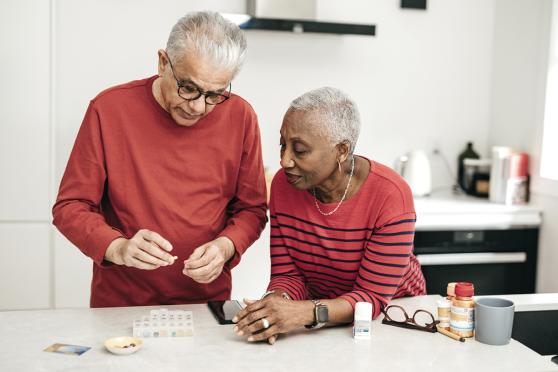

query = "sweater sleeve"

[
  {"left": 265, "top": 175, "right": 308, "bottom": 300},
  {"left": 219, "top": 106, "right": 268, "bottom": 269},
  {"left": 52, "top": 101, "right": 125, "bottom": 266},
  {"left": 339, "top": 211, "right": 417, "bottom": 319}
]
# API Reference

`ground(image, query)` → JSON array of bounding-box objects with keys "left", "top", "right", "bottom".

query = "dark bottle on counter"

[{"left": 458, "top": 142, "right": 480, "bottom": 192}]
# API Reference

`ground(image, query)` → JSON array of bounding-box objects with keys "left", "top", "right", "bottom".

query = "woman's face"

[{"left": 279, "top": 110, "right": 341, "bottom": 190}]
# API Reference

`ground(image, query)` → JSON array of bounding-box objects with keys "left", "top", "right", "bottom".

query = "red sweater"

[
  {"left": 267, "top": 159, "right": 426, "bottom": 319},
  {"left": 53, "top": 76, "right": 267, "bottom": 307}
]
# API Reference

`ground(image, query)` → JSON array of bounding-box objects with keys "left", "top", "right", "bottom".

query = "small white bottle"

[{"left": 353, "top": 302, "right": 372, "bottom": 339}]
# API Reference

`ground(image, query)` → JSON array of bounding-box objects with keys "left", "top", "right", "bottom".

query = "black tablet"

[{"left": 207, "top": 300, "right": 243, "bottom": 325}]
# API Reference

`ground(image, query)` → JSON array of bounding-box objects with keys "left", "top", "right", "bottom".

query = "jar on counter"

[
  {"left": 450, "top": 282, "right": 475, "bottom": 338},
  {"left": 437, "top": 298, "right": 452, "bottom": 330},
  {"left": 463, "top": 158, "right": 491, "bottom": 197},
  {"left": 446, "top": 282, "right": 457, "bottom": 301}
]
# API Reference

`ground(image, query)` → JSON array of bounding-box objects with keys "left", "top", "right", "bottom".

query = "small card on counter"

[{"left": 43, "top": 343, "right": 91, "bottom": 356}]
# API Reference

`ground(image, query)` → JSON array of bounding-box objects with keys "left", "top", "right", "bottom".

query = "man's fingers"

[
  {"left": 137, "top": 240, "right": 176, "bottom": 264},
  {"left": 129, "top": 257, "right": 159, "bottom": 270},
  {"left": 139, "top": 229, "right": 173, "bottom": 252},
  {"left": 183, "top": 265, "right": 221, "bottom": 283},
  {"left": 267, "top": 335, "right": 277, "bottom": 345},
  {"left": 134, "top": 247, "right": 170, "bottom": 267},
  {"left": 187, "top": 245, "right": 206, "bottom": 261},
  {"left": 184, "top": 245, "right": 213, "bottom": 269}
]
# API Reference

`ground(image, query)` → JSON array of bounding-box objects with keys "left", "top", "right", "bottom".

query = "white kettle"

[{"left": 394, "top": 150, "right": 432, "bottom": 197}]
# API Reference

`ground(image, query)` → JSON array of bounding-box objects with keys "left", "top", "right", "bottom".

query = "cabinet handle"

[{"left": 416, "top": 252, "right": 527, "bottom": 266}]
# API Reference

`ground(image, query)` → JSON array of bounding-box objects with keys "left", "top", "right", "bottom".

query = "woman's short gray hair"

[
  {"left": 166, "top": 11, "right": 247, "bottom": 77},
  {"left": 289, "top": 87, "right": 361, "bottom": 154}
]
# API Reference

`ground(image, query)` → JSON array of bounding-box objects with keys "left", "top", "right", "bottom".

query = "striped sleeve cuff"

[
  {"left": 339, "top": 291, "right": 385, "bottom": 319},
  {"left": 268, "top": 276, "right": 308, "bottom": 301}
]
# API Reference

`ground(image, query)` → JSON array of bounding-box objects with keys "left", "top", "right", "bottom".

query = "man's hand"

[
  {"left": 182, "top": 236, "right": 235, "bottom": 283},
  {"left": 104, "top": 229, "right": 176, "bottom": 270}
]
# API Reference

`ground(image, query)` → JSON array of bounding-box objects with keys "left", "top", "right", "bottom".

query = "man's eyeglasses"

[
  {"left": 381, "top": 305, "right": 439, "bottom": 333},
  {"left": 166, "top": 55, "right": 231, "bottom": 105}
]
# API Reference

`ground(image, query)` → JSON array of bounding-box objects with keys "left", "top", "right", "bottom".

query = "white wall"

[
  {"left": 0, "top": 0, "right": 52, "bottom": 310},
  {"left": 1, "top": 0, "right": 554, "bottom": 309},
  {"left": 489, "top": 0, "right": 558, "bottom": 292},
  {"left": 242, "top": 0, "right": 495, "bottom": 185}
]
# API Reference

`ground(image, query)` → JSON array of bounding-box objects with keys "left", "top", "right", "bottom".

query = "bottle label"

[{"left": 450, "top": 305, "right": 475, "bottom": 338}]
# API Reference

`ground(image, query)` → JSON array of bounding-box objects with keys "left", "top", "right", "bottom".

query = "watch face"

[{"left": 316, "top": 305, "right": 329, "bottom": 323}]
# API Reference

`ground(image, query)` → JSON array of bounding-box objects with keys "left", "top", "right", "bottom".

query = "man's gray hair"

[
  {"left": 166, "top": 11, "right": 247, "bottom": 76},
  {"left": 289, "top": 87, "right": 361, "bottom": 154}
]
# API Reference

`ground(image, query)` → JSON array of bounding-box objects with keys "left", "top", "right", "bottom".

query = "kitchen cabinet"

[
  {"left": 414, "top": 191, "right": 542, "bottom": 296},
  {"left": 0, "top": 224, "right": 51, "bottom": 310}
]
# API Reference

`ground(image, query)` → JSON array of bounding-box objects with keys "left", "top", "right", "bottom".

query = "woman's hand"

[{"left": 233, "top": 295, "right": 314, "bottom": 344}]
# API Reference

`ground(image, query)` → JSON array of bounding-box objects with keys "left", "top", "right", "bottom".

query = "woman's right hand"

[{"left": 104, "top": 229, "right": 176, "bottom": 269}]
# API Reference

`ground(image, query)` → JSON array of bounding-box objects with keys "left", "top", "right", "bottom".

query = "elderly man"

[
  {"left": 53, "top": 12, "right": 267, "bottom": 307},
  {"left": 233, "top": 87, "right": 426, "bottom": 344}
]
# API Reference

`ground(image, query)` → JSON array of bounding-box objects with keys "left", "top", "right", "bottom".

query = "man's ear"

[
  {"left": 157, "top": 49, "right": 168, "bottom": 77},
  {"left": 336, "top": 141, "right": 351, "bottom": 164}
]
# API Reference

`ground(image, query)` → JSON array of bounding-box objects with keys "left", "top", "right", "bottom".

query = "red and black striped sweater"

[{"left": 267, "top": 158, "right": 426, "bottom": 319}]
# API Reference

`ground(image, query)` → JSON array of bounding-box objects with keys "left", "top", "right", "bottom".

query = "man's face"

[{"left": 156, "top": 50, "right": 234, "bottom": 127}]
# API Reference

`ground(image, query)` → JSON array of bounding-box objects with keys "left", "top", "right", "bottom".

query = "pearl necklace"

[{"left": 312, "top": 156, "right": 355, "bottom": 216}]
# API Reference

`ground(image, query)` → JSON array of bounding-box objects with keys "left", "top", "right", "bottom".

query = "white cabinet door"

[
  {"left": 0, "top": 223, "right": 51, "bottom": 310},
  {"left": 53, "top": 230, "right": 92, "bottom": 308},
  {"left": 0, "top": 0, "right": 51, "bottom": 221}
]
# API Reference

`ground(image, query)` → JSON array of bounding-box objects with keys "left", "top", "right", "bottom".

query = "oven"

[{"left": 414, "top": 229, "right": 539, "bottom": 296}]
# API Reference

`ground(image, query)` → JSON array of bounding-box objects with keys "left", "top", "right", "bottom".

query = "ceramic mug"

[{"left": 475, "top": 297, "right": 515, "bottom": 345}]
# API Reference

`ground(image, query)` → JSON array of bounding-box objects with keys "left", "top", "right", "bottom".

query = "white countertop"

[
  {"left": 414, "top": 189, "right": 542, "bottom": 230},
  {"left": 476, "top": 293, "right": 558, "bottom": 312},
  {"left": 0, "top": 295, "right": 556, "bottom": 372}
]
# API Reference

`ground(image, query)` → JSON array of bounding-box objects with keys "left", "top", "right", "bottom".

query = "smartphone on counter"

[{"left": 208, "top": 300, "right": 244, "bottom": 325}]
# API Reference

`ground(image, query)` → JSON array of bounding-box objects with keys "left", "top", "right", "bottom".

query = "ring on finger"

[{"left": 261, "top": 317, "right": 270, "bottom": 329}]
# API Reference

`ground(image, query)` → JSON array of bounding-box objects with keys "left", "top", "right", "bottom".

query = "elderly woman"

[{"left": 233, "top": 87, "right": 426, "bottom": 344}]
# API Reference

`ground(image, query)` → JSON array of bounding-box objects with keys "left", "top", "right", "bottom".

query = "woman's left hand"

[{"left": 233, "top": 296, "right": 313, "bottom": 343}]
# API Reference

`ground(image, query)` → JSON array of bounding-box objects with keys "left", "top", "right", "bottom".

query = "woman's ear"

[{"left": 336, "top": 141, "right": 351, "bottom": 163}]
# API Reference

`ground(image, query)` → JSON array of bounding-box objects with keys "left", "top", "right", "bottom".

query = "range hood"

[{"left": 223, "top": 0, "right": 375, "bottom": 36}]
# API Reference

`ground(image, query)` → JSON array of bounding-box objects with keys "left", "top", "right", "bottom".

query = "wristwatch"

[{"left": 305, "top": 299, "right": 328, "bottom": 329}]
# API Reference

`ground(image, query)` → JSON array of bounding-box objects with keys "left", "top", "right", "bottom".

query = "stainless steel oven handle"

[{"left": 416, "top": 252, "right": 527, "bottom": 266}]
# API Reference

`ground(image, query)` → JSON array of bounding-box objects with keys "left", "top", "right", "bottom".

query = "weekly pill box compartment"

[{"left": 133, "top": 308, "right": 194, "bottom": 337}]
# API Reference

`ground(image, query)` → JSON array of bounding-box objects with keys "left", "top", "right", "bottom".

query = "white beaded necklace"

[{"left": 312, "top": 156, "right": 355, "bottom": 216}]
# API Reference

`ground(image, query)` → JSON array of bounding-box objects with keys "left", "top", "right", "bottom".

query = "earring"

[{"left": 337, "top": 160, "right": 342, "bottom": 173}]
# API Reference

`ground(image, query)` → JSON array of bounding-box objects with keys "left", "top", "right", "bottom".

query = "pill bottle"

[
  {"left": 437, "top": 298, "right": 452, "bottom": 330},
  {"left": 450, "top": 282, "right": 475, "bottom": 338},
  {"left": 446, "top": 282, "right": 457, "bottom": 301},
  {"left": 353, "top": 302, "right": 372, "bottom": 340}
]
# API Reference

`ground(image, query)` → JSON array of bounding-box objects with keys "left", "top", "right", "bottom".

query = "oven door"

[
  {"left": 413, "top": 229, "right": 538, "bottom": 296},
  {"left": 417, "top": 252, "right": 532, "bottom": 295}
]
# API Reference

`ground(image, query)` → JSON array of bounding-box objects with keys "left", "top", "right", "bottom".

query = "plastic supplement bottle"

[
  {"left": 446, "top": 282, "right": 457, "bottom": 301},
  {"left": 353, "top": 302, "right": 372, "bottom": 339},
  {"left": 437, "top": 298, "right": 452, "bottom": 330},
  {"left": 450, "top": 282, "right": 475, "bottom": 338}
]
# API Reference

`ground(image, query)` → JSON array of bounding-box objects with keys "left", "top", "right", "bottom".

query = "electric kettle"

[{"left": 394, "top": 150, "right": 432, "bottom": 197}]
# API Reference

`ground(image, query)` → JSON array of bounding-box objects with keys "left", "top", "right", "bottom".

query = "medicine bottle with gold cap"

[{"left": 450, "top": 282, "right": 475, "bottom": 338}]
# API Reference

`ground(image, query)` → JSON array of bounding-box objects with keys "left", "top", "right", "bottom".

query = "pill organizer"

[{"left": 133, "top": 308, "right": 193, "bottom": 337}]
